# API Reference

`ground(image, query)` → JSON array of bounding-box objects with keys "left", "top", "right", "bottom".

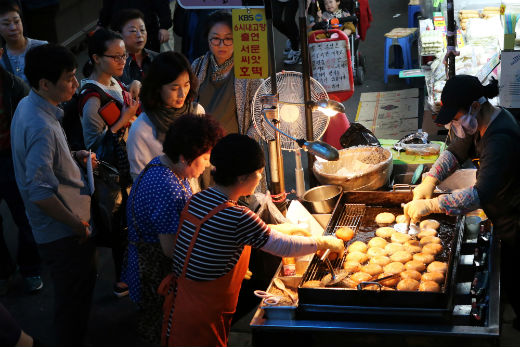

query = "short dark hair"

[
  {"left": 110, "top": 8, "right": 145, "bottom": 32},
  {"left": 140, "top": 51, "right": 198, "bottom": 111},
  {"left": 82, "top": 28, "right": 123, "bottom": 77},
  {"left": 0, "top": 0, "right": 20, "bottom": 17},
  {"left": 204, "top": 11, "right": 232, "bottom": 38},
  {"left": 25, "top": 44, "right": 78, "bottom": 89},
  {"left": 210, "top": 134, "right": 265, "bottom": 186},
  {"left": 163, "top": 114, "right": 224, "bottom": 164}
]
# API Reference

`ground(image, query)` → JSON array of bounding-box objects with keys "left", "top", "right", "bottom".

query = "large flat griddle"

[{"left": 298, "top": 191, "right": 464, "bottom": 316}]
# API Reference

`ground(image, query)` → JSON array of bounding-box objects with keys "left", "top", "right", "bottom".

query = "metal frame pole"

[
  {"left": 446, "top": 0, "right": 455, "bottom": 78},
  {"left": 264, "top": 0, "right": 287, "bottom": 213},
  {"left": 298, "top": 0, "right": 318, "bottom": 188}
]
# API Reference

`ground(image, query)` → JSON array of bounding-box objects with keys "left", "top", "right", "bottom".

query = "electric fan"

[
  {"left": 251, "top": 71, "right": 332, "bottom": 197},
  {"left": 252, "top": 71, "right": 330, "bottom": 151}
]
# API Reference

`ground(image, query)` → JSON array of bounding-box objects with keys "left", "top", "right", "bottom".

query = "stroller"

[{"left": 308, "top": 0, "right": 367, "bottom": 85}]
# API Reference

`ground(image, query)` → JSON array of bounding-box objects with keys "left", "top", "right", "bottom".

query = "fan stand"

[{"left": 263, "top": 106, "right": 287, "bottom": 212}]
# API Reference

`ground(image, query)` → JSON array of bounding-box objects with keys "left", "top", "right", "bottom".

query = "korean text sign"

[{"left": 232, "top": 9, "right": 268, "bottom": 79}]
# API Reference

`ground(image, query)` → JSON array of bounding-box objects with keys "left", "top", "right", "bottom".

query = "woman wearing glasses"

[
  {"left": 192, "top": 11, "right": 262, "bottom": 140},
  {"left": 192, "top": 11, "right": 264, "bottom": 191},
  {"left": 111, "top": 9, "right": 158, "bottom": 85},
  {"left": 81, "top": 28, "right": 140, "bottom": 298}
]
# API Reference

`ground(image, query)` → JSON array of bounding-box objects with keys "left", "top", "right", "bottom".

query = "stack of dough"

[
  {"left": 481, "top": 7, "right": 500, "bottom": 19},
  {"left": 459, "top": 9, "right": 479, "bottom": 30}
]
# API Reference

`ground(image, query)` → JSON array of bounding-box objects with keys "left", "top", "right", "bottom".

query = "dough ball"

[
  {"left": 320, "top": 270, "right": 348, "bottom": 286},
  {"left": 422, "top": 243, "right": 443, "bottom": 255},
  {"left": 369, "top": 255, "right": 391, "bottom": 267},
  {"left": 397, "top": 278, "right": 420, "bottom": 291},
  {"left": 390, "top": 251, "right": 412, "bottom": 263},
  {"left": 417, "top": 228, "right": 438, "bottom": 239},
  {"left": 420, "top": 219, "right": 440, "bottom": 230},
  {"left": 419, "top": 280, "right": 441, "bottom": 292},
  {"left": 419, "top": 236, "right": 442, "bottom": 246},
  {"left": 382, "top": 286, "right": 395, "bottom": 291},
  {"left": 368, "top": 237, "right": 388, "bottom": 249},
  {"left": 383, "top": 261, "right": 405, "bottom": 274},
  {"left": 350, "top": 271, "right": 373, "bottom": 284},
  {"left": 395, "top": 214, "right": 407, "bottom": 224},
  {"left": 400, "top": 270, "right": 422, "bottom": 281},
  {"left": 377, "top": 273, "right": 399, "bottom": 286},
  {"left": 348, "top": 241, "right": 367, "bottom": 253},
  {"left": 361, "top": 284, "right": 381, "bottom": 291},
  {"left": 385, "top": 243, "right": 405, "bottom": 255},
  {"left": 302, "top": 280, "right": 322, "bottom": 288},
  {"left": 375, "top": 212, "right": 395, "bottom": 224},
  {"left": 336, "top": 226, "right": 355, "bottom": 241},
  {"left": 413, "top": 252, "right": 435, "bottom": 264},
  {"left": 346, "top": 251, "right": 368, "bottom": 264},
  {"left": 361, "top": 263, "right": 383, "bottom": 276},
  {"left": 367, "top": 247, "right": 387, "bottom": 258},
  {"left": 405, "top": 260, "right": 426, "bottom": 272},
  {"left": 427, "top": 261, "right": 448, "bottom": 274},
  {"left": 391, "top": 232, "right": 412, "bottom": 244},
  {"left": 376, "top": 227, "right": 396, "bottom": 239},
  {"left": 343, "top": 261, "right": 361, "bottom": 273},
  {"left": 421, "top": 271, "right": 445, "bottom": 284},
  {"left": 403, "top": 240, "right": 422, "bottom": 254},
  {"left": 340, "top": 278, "right": 358, "bottom": 288}
]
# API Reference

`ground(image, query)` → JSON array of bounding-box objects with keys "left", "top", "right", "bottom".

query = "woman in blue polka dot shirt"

[{"left": 124, "top": 114, "right": 223, "bottom": 344}]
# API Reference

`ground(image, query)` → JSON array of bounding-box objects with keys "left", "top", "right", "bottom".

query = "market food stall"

[{"left": 250, "top": 190, "right": 500, "bottom": 346}]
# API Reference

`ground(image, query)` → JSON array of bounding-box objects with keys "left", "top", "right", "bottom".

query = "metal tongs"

[
  {"left": 356, "top": 273, "right": 401, "bottom": 291},
  {"left": 319, "top": 249, "right": 336, "bottom": 280}
]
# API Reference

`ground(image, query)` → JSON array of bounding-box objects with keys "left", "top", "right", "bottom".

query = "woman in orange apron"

[{"left": 159, "top": 134, "right": 344, "bottom": 347}]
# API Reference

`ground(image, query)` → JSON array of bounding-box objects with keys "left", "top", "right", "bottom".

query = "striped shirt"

[{"left": 172, "top": 188, "right": 270, "bottom": 281}]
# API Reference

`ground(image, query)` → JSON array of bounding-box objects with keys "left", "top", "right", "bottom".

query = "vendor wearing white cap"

[
  {"left": 158, "top": 134, "right": 344, "bottom": 346},
  {"left": 404, "top": 75, "right": 520, "bottom": 330}
]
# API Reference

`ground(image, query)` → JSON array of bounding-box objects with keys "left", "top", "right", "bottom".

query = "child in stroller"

[
  {"left": 308, "top": 0, "right": 366, "bottom": 84},
  {"left": 309, "top": 0, "right": 356, "bottom": 36}
]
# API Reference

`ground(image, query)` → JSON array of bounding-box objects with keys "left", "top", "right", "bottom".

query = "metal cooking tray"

[{"left": 298, "top": 191, "right": 464, "bottom": 314}]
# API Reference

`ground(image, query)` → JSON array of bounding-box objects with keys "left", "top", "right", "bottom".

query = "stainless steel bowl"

[{"left": 301, "top": 185, "right": 342, "bottom": 214}]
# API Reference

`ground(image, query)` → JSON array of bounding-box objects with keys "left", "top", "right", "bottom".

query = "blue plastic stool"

[
  {"left": 408, "top": 5, "right": 422, "bottom": 28},
  {"left": 384, "top": 33, "right": 414, "bottom": 84}
]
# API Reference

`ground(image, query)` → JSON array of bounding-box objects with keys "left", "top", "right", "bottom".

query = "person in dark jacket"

[
  {"left": 404, "top": 75, "right": 520, "bottom": 331},
  {"left": 111, "top": 8, "right": 158, "bottom": 85},
  {"left": 0, "top": 46, "right": 41, "bottom": 295},
  {"left": 97, "top": 0, "right": 172, "bottom": 52}
]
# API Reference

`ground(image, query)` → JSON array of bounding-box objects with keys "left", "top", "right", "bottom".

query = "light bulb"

[{"left": 317, "top": 106, "right": 338, "bottom": 117}]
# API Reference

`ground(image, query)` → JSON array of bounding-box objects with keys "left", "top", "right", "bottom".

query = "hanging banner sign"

[
  {"left": 232, "top": 8, "right": 268, "bottom": 79},
  {"left": 178, "top": 0, "right": 263, "bottom": 9}
]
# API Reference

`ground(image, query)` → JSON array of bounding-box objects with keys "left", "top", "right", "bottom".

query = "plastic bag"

[
  {"left": 244, "top": 191, "right": 288, "bottom": 225},
  {"left": 339, "top": 123, "right": 380, "bottom": 148}
]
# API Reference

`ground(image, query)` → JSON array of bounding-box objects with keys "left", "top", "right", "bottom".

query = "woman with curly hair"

[{"left": 124, "top": 114, "right": 223, "bottom": 344}]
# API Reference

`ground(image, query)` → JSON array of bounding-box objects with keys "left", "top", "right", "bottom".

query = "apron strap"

[{"left": 179, "top": 200, "right": 237, "bottom": 278}]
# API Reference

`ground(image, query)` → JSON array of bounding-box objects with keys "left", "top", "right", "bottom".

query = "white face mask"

[{"left": 445, "top": 96, "right": 487, "bottom": 138}]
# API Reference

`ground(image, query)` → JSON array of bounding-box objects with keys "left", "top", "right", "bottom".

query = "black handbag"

[
  {"left": 96, "top": 130, "right": 132, "bottom": 189},
  {"left": 91, "top": 160, "right": 126, "bottom": 247}
]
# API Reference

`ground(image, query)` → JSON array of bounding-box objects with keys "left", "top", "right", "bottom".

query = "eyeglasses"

[
  {"left": 209, "top": 37, "right": 233, "bottom": 46},
  {"left": 103, "top": 53, "right": 128, "bottom": 63}
]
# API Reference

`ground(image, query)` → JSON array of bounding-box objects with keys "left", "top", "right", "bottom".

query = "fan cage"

[{"left": 252, "top": 71, "right": 330, "bottom": 151}]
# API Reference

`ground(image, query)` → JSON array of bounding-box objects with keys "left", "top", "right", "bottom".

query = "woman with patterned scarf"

[
  {"left": 192, "top": 10, "right": 265, "bottom": 190},
  {"left": 192, "top": 10, "right": 263, "bottom": 140},
  {"left": 127, "top": 51, "right": 204, "bottom": 181}
]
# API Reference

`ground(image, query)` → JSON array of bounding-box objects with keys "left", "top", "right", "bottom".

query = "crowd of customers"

[{"left": 0, "top": 4, "right": 343, "bottom": 346}]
